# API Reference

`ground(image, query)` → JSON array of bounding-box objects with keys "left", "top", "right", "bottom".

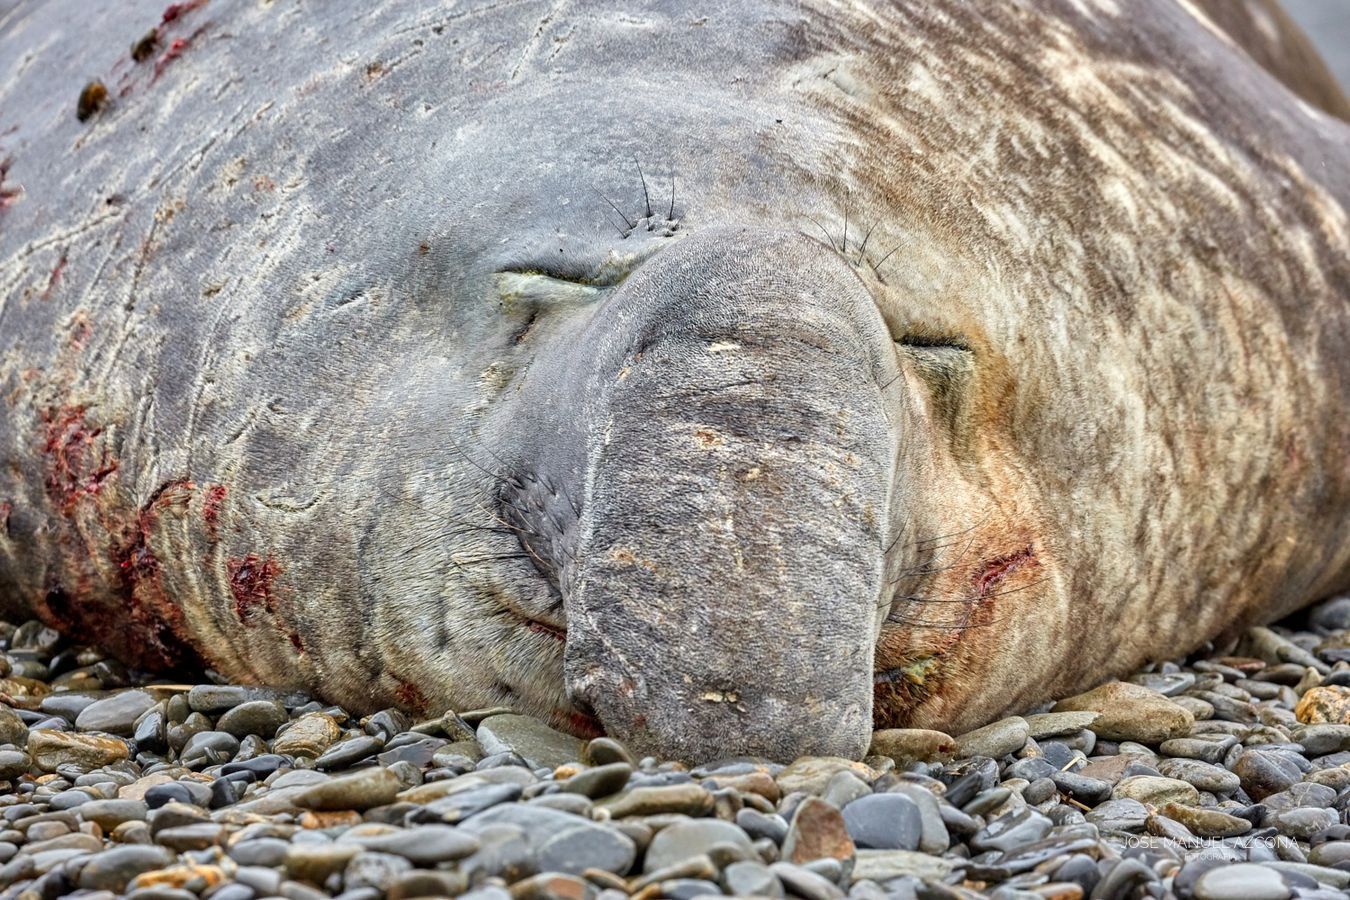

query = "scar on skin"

[
  {"left": 700, "top": 689, "right": 740, "bottom": 703},
  {"left": 608, "top": 546, "right": 657, "bottom": 572},
  {"left": 693, "top": 426, "right": 724, "bottom": 448},
  {"left": 706, "top": 341, "right": 741, "bottom": 353}
]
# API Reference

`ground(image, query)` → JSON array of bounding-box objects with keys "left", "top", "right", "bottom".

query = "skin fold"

[{"left": 0, "top": 0, "right": 1347, "bottom": 761}]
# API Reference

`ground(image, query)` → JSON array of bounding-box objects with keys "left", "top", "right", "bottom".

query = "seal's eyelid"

[
  {"left": 492, "top": 270, "right": 611, "bottom": 307},
  {"left": 894, "top": 333, "right": 973, "bottom": 354}
]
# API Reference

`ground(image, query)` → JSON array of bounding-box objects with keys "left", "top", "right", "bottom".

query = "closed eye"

[{"left": 493, "top": 269, "right": 612, "bottom": 307}]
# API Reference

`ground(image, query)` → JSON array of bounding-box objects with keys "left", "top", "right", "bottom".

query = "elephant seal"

[{"left": 0, "top": 0, "right": 1347, "bottom": 762}]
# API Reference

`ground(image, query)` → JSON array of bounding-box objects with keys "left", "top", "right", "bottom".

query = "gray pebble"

[
  {"left": 1193, "top": 863, "right": 1291, "bottom": 900},
  {"left": 841, "top": 793, "right": 921, "bottom": 851}
]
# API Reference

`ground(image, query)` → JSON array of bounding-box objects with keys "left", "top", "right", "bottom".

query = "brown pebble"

[
  {"left": 131, "top": 28, "right": 160, "bottom": 62},
  {"left": 77, "top": 80, "right": 108, "bottom": 122}
]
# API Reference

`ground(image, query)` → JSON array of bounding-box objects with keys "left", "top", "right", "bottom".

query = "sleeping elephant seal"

[{"left": 0, "top": 0, "right": 1347, "bottom": 762}]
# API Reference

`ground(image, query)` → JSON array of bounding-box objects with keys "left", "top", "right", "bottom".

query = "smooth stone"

[
  {"left": 1158, "top": 802, "right": 1252, "bottom": 837},
  {"left": 77, "top": 845, "right": 175, "bottom": 892},
  {"left": 1147, "top": 813, "right": 1200, "bottom": 846},
  {"left": 338, "top": 823, "right": 480, "bottom": 864},
  {"left": 1295, "top": 686, "right": 1350, "bottom": 725},
  {"left": 1291, "top": 724, "right": 1350, "bottom": 755},
  {"left": 475, "top": 714, "right": 583, "bottom": 769},
  {"left": 314, "top": 735, "right": 384, "bottom": 770},
  {"left": 1192, "top": 863, "right": 1290, "bottom": 900},
  {"left": 1159, "top": 735, "right": 1238, "bottom": 764},
  {"left": 1076, "top": 755, "right": 1137, "bottom": 785},
  {"left": 954, "top": 717, "right": 1029, "bottom": 759},
  {"left": 768, "top": 862, "right": 845, "bottom": 900},
  {"left": 1111, "top": 775, "right": 1199, "bottom": 806},
  {"left": 272, "top": 713, "right": 341, "bottom": 758},
  {"left": 216, "top": 701, "right": 288, "bottom": 739},
  {"left": 866, "top": 729, "right": 957, "bottom": 766},
  {"left": 294, "top": 767, "right": 401, "bottom": 811},
  {"left": 0, "top": 750, "right": 29, "bottom": 780},
  {"left": 26, "top": 730, "right": 129, "bottom": 772},
  {"left": 418, "top": 782, "right": 523, "bottom": 823},
  {"left": 144, "top": 781, "right": 212, "bottom": 808},
  {"left": 229, "top": 837, "right": 291, "bottom": 867},
  {"left": 1232, "top": 750, "right": 1301, "bottom": 801},
  {"left": 388, "top": 870, "right": 471, "bottom": 898},
  {"left": 1308, "top": 841, "right": 1350, "bottom": 867},
  {"left": 378, "top": 735, "right": 447, "bottom": 768},
  {"left": 644, "top": 818, "right": 756, "bottom": 873},
  {"left": 1267, "top": 807, "right": 1338, "bottom": 840},
  {"left": 1024, "top": 712, "right": 1101, "bottom": 739},
  {"left": 1262, "top": 862, "right": 1350, "bottom": 889},
  {"left": 561, "top": 762, "right": 632, "bottom": 799},
  {"left": 1173, "top": 696, "right": 1217, "bottom": 720},
  {"left": 1084, "top": 798, "right": 1149, "bottom": 832},
  {"left": 736, "top": 808, "right": 789, "bottom": 845},
  {"left": 821, "top": 771, "right": 871, "bottom": 810},
  {"left": 179, "top": 731, "right": 240, "bottom": 768},
  {"left": 583, "top": 737, "right": 637, "bottom": 767},
  {"left": 842, "top": 793, "right": 920, "bottom": 853},
  {"left": 0, "top": 706, "right": 28, "bottom": 745},
  {"left": 186, "top": 685, "right": 308, "bottom": 713},
  {"left": 1157, "top": 758, "right": 1241, "bottom": 794},
  {"left": 39, "top": 691, "right": 101, "bottom": 722},
  {"left": 596, "top": 783, "right": 713, "bottom": 817},
  {"left": 509, "top": 872, "right": 595, "bottom": 900},
  {"left": 1259, "top": 782, "right": 1336, "bottom": 812},
  {"left": 78, "top": 798, "right": 148, "bottom": 829},
  {"left": 73, "top": 691, "right": 157, "bottom": 736},
  {"left": 884, "top": 784, "right": 949, "bottom": 854},
  {"left": 345, "top": 851, "right": 413, "bottom": 892},
  {"left": 132, "top": 708, "right": 167, "bottom": 752},
  {"left": 1054, "top": 682, "right": 1193, "bottom": 743},
  {"left": 782, "top": 796, "right": 855, "bottom": 868},
  {"left": 672, "top": 878, "right": 732, "bottom": 900},
  {"left": 1129, "top": 672, "right": 1195, "bottom": 697},
  {"left": 849, "top": 849, "right": 953, "bottom": 883},
  {"left": 1049, "top": 770, "right": 1111, "bottom": 805},
  {"left": 775, "top": 757, "right": 876, "bottom": 796},
  {"left": 156, "top": 822, "right": 227, "bottom": 851},
  {"left": 722, "top": 860, "right": 783, "bottom": 897},
  {"left": 1006, "top": 757, "right": 1058, "bottom": 782},
  {"left": 970, "top": 807, "right": 1053, "bottom": 853},
  {"left": 285, "top": 842, "right": 364, "bottom": 884},
  {"left": 536, "top": 823, "right": 637, "bottom": 875}
]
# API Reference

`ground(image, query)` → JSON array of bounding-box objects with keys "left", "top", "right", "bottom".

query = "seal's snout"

[{"left": 548, "top": 228, "right": 899, "bottom": 762}]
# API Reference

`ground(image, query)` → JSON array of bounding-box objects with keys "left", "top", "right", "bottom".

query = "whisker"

[
  {"left": 451, "top": 552, "right": 534, "bottom": 568},
  {"left": 842, "top": 191, "right": 850, "bottom": 254},
  {"left": 634, "top": 155, "right": 653, "bottom": 219},
  {"left": 856, "top": 220, "right": 878, "bottom": 263},
  {"left": 593, "top": 187, "right": 634, "bottom": 231},
  {"left": 888, "top": 577, "right": 1049, "bottom": 606},
  {"left": 805, "top": 215, "right": 837, "bottom": 251},
  {"left": 871, "top": 240, "right": 903, "bottom": 271}
]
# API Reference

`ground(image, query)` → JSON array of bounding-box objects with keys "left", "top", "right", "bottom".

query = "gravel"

[{"left": 0, "top": 597, "right": 1349, "bottom": 899}]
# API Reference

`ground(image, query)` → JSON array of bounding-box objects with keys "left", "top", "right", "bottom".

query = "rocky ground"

[{"left": 0, "top": 601, "right": 1348, "bottom": 900}]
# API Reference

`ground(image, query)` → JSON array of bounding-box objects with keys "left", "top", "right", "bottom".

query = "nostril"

[
  {"left": 565, "top": 661, "right": 605, "bottom": 716},
  {"left": 568, "top": 689, "right": 598, "bottom": 722}
]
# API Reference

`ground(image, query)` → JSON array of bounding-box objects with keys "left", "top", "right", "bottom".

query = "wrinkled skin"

[{"left": 0, "top": 0, "right": 1348, "bottom": 762}]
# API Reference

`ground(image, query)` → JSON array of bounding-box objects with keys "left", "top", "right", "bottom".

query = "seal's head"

[{"left": 499, "top": 226, "right": 921, "bottom": 761}]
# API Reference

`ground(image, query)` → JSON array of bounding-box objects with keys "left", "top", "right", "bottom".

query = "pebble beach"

[{"left": 0, "top": 598, "right": 1348, "bottom": 900}]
